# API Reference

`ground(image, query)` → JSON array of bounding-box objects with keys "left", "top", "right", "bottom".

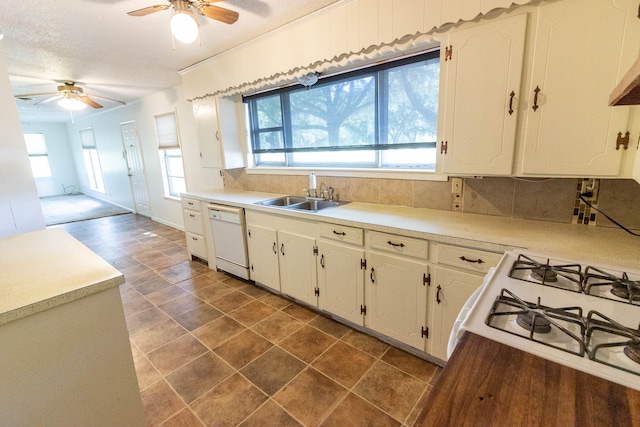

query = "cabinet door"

[
  {"left": 430, "top": 267, "right": 483, "bottom": 360},
  {"left": 278, "top": 230, "right": 318, "bottom": 306},
  {"left": 521, "top": 0, "right": 640, "bottom": 176},
  {"left": 367, "top": 252, "right": 428, "bottom": 350},
  {"left": 246, "top": 224, "right": 280, "bottom": 291},
  {"left": 193, "top": 99, "right": 223, "bottom": 169},
  {"left": 317, "top": 241, "right": 365, "bottom": 325},
  {"left": 441, "top": 13, "right": 527, "bottom": 175}
]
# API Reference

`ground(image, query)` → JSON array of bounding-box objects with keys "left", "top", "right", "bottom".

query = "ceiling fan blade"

[
  {"left": 35, "top": 95, "right": 63, "bottom": 106},
  {"left": 127, "top": 4, "right": 170, "bottom": 16},
  {"left": 79, "top": 96, "right": 103, "bottom": 109},
  {"left": 13, "top": 91, "right": 58, "bottom": 99},
  {"left": 197, "top": 4, "right": 239, "bottom": 24},
  {"left": 84, "top": 94, "right": 126, "bottom": 105}
]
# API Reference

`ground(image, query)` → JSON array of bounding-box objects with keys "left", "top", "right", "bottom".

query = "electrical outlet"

[{"left": 451, "top": 177, "right": 463, "bottom": 194}]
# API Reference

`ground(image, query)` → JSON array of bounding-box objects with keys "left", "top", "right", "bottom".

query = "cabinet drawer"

[
  {"left": 183, "top": 209, "right": 204, "bottom": 235},
  {"left": 181, "top": 198, "right": 200, "bottom": 210},
  {"left": 368, "top": 231, "right": 428, "bottom": 259},
  {"left": 437, "top": 244, "right": 501, "bottom": 274},
  {"left": 319, "top": 223, "right": 363, "bottom": 246},
  {"left": 186, "top": 232, "right": 207, "bottom": 260}
]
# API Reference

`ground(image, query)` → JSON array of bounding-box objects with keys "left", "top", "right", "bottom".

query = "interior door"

[{"left": 120, "top": 122, "right": 151, "bottom": 217}]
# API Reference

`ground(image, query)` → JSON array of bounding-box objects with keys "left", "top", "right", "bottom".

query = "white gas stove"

[{"left": 456, "top": 250, "right": 640, "bottom": 391}]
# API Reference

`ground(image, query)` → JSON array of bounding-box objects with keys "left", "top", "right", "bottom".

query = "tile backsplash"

[{"left": 223, "top": 168, "right": 640, "bottom": 231}]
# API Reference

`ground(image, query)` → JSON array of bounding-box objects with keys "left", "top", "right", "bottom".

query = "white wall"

[
  {"left": 66, "top": 85, "right": 216, "bottom": 230},
  {"left": 0, "top": 39, "right": 45, "bottom": 237},
  {"left": 21, "top": 121, "right": 80, "bottom": 197}
]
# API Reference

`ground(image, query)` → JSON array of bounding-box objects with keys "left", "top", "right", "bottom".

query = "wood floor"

[{"left": 56, "top": 213, "right": 441, "bottom": 426}]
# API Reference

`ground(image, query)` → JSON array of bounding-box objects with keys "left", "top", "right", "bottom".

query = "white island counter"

[{"left": 0, "top": 228, "right": 144, "bottom": 426}]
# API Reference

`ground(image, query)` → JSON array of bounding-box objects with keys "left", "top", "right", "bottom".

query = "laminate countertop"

[
  {"left": 183, "top": 189, "right": 640, "bottom": 268},
  {"left": 0, "top": 228, "right": 124, "bottom": 325},
  {"left": 414, "top": 332, "right": 640, "bottom": 426}
]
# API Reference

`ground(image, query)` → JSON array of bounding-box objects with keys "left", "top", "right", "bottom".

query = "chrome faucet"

[{"left": 305, "top": 183, "right": 335, "bottom": 201}]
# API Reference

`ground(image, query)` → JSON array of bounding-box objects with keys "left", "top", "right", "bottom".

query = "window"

[
  {"left": 23, "top": 133, "right": 52, "bottom": 178},
  {"left": 245, "top": 51, "right": 440, "bottom": 169},
  {"left": 79, "top": 128, "right": 105, "bottom": 193},
  {"left": 154, "top": 112, "right": 186, "bottom": 197}
]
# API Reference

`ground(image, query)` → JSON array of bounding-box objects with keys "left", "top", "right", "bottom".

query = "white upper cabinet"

[
  {"left": 440, "top": 13, "right": 528, "bottom": 175},
  {"left": 192, "top": 96, "right": 246, "bottom": 170},
  {"left": 519, "top": 0, "right": 640, "bottom": 176}
]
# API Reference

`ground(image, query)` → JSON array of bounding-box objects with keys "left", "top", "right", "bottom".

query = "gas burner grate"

[
  {"left": 584, "top": 266, "right": 640, "bottom": 305},
  {"left": 586, "top": 311, "right": 640, "bottom": 376},
  {"left": 485, "top": 288, "right": 586, "bottom": 356},
  {"left": 508, "top": 254, "right": 583, "bottom": 293}
]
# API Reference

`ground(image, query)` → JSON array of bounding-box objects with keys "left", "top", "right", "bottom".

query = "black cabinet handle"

[
  {"left": 333, "top": 230, "right": 346, "bottom": 236},
  {"left": 320, "top": 254, "right": 325, "bottom": 269},
  {"left": 272, "top": 242, "right": 277, "bottom": 254},
  {"left": 459, "top": 256, "right": 484, "bottom": 264},
  {"left": 387, "top": 240, "right": 405, "bottom": 248},
  {"left": 508, "top": 91, "right": 515, "bottom": 115},
  {"left": 280, "top": 243, "right": 285, "bottom": 256},
  {"left": 436, "top": 285, "right": 442, "bottom": 304},
  {"left": 532, "top": 86, "right": 541, "bottom": 111},
  {"left": 370, "top": 267, "right": 375, "bottom": 283}
]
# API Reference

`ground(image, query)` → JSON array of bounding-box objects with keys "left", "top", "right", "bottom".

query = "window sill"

[
  {"left": 164, "top": 195, "right": 181, "bottom": 202},
  {"left": 245, "top": 166, "right": 448, "bottom": 182}
]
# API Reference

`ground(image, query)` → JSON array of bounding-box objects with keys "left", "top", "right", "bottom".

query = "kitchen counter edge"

[
  {"left": 183, "top": 189, "right": 640, "bottom": 268},
  {"left": 0, "top": 228, "right": 125, "bottom": 326}
]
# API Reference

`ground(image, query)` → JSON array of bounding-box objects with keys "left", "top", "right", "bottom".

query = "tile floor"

[{"left": 57, "top": 213, "right": 441, "bottom": 427}]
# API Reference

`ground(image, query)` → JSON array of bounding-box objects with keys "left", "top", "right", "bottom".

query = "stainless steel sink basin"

[
  {"left": 255, "top": 196, "right": 348, "bottom": 211},
  {"left": 255, "top": 196, "right": 307, "bottom": 207},
  {"left": 289, "top": 200, "right": 342, "bottom": 211}
]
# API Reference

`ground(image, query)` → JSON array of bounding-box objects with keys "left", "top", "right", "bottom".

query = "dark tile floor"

[{"left": 57, "top": 213, "right": 441, "bottom": 426}]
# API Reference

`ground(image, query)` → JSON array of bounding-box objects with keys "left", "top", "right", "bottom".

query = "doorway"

[{"left": 120, "top": 121, "right": 152, "bottom": 217}]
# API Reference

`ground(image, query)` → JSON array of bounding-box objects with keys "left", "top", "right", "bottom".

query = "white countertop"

[
  {"left": 0, "top": 228, "right": 124, "bottom": 325},
  {"left": 184, "top": 189, "right": 640, "bottom": 268}
]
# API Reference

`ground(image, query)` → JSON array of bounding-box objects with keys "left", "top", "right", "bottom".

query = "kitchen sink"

[
  {"left": 255, "top": 196, "right": 307, "bottom": 207},
  {"left": 255, "top": 196, "right": 348, "bottom": 211},
  {"left": 289, "top": 200, "right": 342, "bottom": 211}
]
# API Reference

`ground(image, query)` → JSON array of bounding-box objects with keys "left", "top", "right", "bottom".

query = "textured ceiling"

[{"left": 0, "top": 0, "right": 340, "bottom": 122}]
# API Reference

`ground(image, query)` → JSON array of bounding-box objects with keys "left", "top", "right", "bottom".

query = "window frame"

[{"left": 244, "top": 50, "right": 440, "bottom": 171}]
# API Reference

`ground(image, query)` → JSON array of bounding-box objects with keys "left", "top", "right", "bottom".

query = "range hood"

[{"left": 610, "top": 57, "right": 640, "bottom": 105}]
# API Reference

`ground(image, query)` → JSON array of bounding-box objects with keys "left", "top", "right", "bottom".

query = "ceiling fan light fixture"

[
  {"left": 170, "top": 0, "right": 199, "bottom": 43},
  {"left": 58, "top": 96, "right": 87, "bottom": 111}
]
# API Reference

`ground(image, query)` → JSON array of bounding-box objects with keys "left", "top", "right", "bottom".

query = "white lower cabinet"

[
  {"left": 246, "top": 224, "right": 280, "bottom": 291},
  {"left": 366, "top": 231, "right": 430, "bottom": 351},
  {"left": 278, "top": 231, "right": 318, "bottom": 306},
  {"left": 244, "top": 210, "right": 504, "bottom": 361},
  {"left": 429, "top": 244, "right": 502, "bottom": 360},
  {"left": 317, "top": 240, "right": 365, "bottom": 326},
  {"left": 245, "top": 211, "right": 318, "bottom": 305},
  {"left": 181, "top": 197, "right": 208, "bottom": 261},
  {"left": 430, "top": 267, "right": 484, "bottom": 360}
]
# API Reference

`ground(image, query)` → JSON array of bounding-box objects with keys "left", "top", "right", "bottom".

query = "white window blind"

[
  {"left": 154, "top": 112, "right": 180, "bottom": 149},
  {"left": 79, "top": 128, "right": 97, "bottom": 149}
]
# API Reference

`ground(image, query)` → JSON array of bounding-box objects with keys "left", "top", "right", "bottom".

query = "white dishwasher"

[{"left": 208, "top": 204, "right": 250, "bottom": 280}]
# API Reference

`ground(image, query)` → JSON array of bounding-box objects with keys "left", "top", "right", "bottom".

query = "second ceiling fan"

[{"left": 128, "top": 0, "right": 239, "bottom": 43}]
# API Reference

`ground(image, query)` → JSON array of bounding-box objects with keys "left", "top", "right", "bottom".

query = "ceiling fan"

[
  {"left": 128, "top": 0, "right": 239, "bottom": 43},
  {"left": 14, "top": 82, "right": 126, "bottom": 111}
]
